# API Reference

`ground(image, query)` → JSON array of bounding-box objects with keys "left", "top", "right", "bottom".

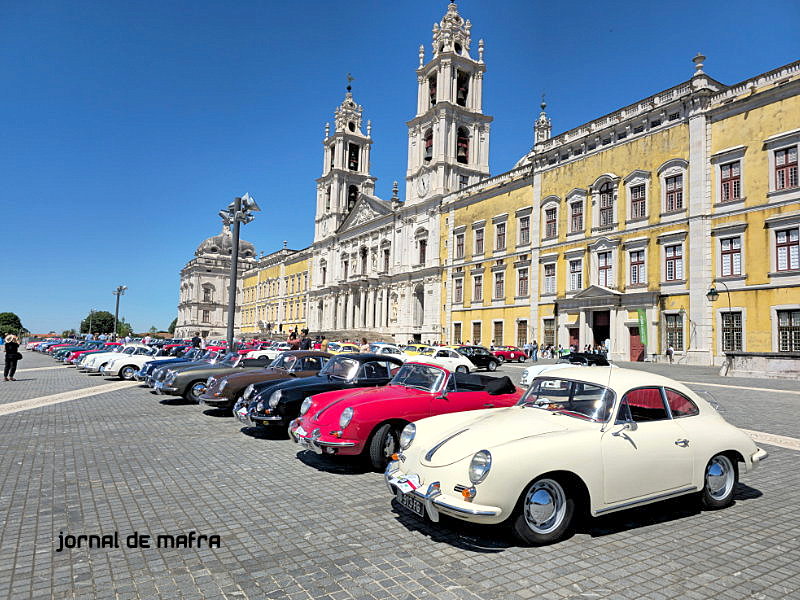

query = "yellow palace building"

[{"left": 442, "top": 55, "right": 799, "bottom": 366}]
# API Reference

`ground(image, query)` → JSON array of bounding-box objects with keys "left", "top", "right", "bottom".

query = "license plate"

[{"left": 396, "top": 490, "right": 425, "bottom": 518}]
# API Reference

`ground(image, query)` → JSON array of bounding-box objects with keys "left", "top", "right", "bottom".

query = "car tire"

[
  {"left": 487, "top": 360, "right": 498, "bottom": 372},
  {"left": 512, "top": 477, "right": 575, "bottom": 546},
  {"left": 368, "top": 423, "right": 399, "bottom": 471},
  {"left": 184, "top": 380, "right": 207, "bottom": 403},
  {"left": 455, "top": 365, "right": 469, "bottom": 373},
  {"left": 518, "top": 356, "right": 526, "bottom": 363},
  {"left": 496, "top": 356, "right": 505, "bottom": 364},
  {"left": 700, "top": 453, "right": 738, "bottom": 509},
  {"left": 120, "top": 365, "right": 137, "bottom": 380}
]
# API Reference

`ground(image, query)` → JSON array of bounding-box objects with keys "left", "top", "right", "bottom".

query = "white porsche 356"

[{"left": 386, "top": 367, "right": 767, "bottom": 545}]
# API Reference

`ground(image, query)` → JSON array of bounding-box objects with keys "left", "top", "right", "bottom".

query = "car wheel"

[
  {"left": 701, "top": 453, "right": 738, "bottom": 509},
  {"left": 496, "top": 356, "right": 505, "bottom": 364},
  {"left": 455, "top": 365, "right": 469, "bottom": 373},
  {"left": 185, "top": 380, "right": 207, "bottom": 403},
  {"left": 487, "top": 360, "right": 498, "bottom": 372},
  {"left": 368, "top": 423, "right": 399, "bottom": 471},
  {"left": 120, "top": 365, "right": 137, "bottom": 380},
  {"left": 512, "top": 477, "right": 574, "bottom": 545},
  {"left": 518, "top": 356, "right": 526, "bottom": 363}
]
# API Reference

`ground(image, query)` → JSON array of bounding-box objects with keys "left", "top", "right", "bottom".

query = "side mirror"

[
  {"left": 623, "top": 419, "right": 638, "bottom": 432},
  {"left": 435, "top": 391, "right": 449, "bottom": 400}
]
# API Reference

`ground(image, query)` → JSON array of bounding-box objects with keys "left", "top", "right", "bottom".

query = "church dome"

[{"left": 195, "top": 224, "right": 256, "bottom": 259}]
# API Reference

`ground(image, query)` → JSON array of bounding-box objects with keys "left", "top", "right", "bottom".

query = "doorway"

[
  {"left": 591, "top": 311, "right": 610, "bottom": 347},
  {"left": 629, "top": 326, "right": 644, "bottom": 361},
  {"left": 568, "top": 328, "right": 579, "bottom": 350}
]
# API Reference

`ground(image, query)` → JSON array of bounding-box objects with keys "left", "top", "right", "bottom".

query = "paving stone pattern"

[{"left": 0, "top": 352, "right": 798, "bottom": 599}]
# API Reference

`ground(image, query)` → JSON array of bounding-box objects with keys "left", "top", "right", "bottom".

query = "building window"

[
  {"left": 325, "top": 186, "right": 331, "bottom": 211},
  {"left": 543, "top": 318, "right": 555, "bottom": 347},
  {"left": 201, "top": 310, "right": 210, "bottom": 323},
  {"left": 665, "top": 314, "right": 684, "bottom": 351},
  {"left": 494, "top": 272, "right": 504, "bottom": 299},
  {"left": 598, "top": 251, "right": 613, "bottom": 288},
  {"left": 457, "top": 127, "right": 470, "bottom": 164},
  {"left": 454, "top": 278, "right": 463, "bottom": 303},
  {"left": 495, "top": 223, "right": 506, "bottom": 250},
  {"left": 453, "top": 322, "right": 462, "bottom": 344},
  {"left": 630, "top": 184, "right": 646, "bottom": 219},
  {"left": 775, "top": 147, "right": 798, "bottom": 190},
  {"left": 665, "top": 174, "right": 683, "bottom": 212},
  {"left": 347, "top": 185, "right": 358, "bottom": 211},
  {"left": 459, "top": 174, "right": 469, "bottom": 189},
  {"left": 455, "top": 234, "right": 465, "bottom": 258},
  {"left": 630, "top": 250, "right": 645, "bottom": 285},
  {"left": 545, "top": 208, "right": 557, "bottom": 239},
  {"left": 383, "top": 248, "right": 390, "bottom": 272},
  {"left": 343, "top": 260, "right": 349, "bottom": 279},
  {"left": 473, "top": 275, "right": 483, "bottom": 301},
  {"left": 472, "top": 322, "right": 482, "bottom": 345},
  {"left": 423, "top": 129, "right": 433, "bottom": 162},
  {"left": 777, "top": 228, "right": 800, "bottom": 271},
  {"left": 475, "top": 228, "right": 484, "bottom": 254},
  {"left": 599, "top": 183, "right": 614, "bottom": 226},
  {"left": 203, "top": 288, "right": 212, "bottom": 303},
  {"left": 720, "top": 237, "right": 742, "bottom": 277},
  {"left": 570, "top": 202, "right": 583, "bottom": 233},
  {"left": 418, "top": 239, "right": 427, "bottom": 265},
  {"left": 428, "top": 75, "right": 437, "bottom": 107},
  {"left": 493, "top": 321, "right": 503, "bottom": 346},
  {"left": 722, "top": 312, "right": 743, "bottom": 352},
  {"left": 321, "top": 266, "right": 327, "bottom": 284},
  {"left": 519, "top": 216, "right": 530, "bottom": 244},
  {"left": 568, "top": 259, "right": 582, "bottom": 291},
  {"left": 544, "top": 263, "right": 556, "bottom": 294},
  {"left": 665, "top": 244, "right": 683, "bottom": 281},
  {"left": 348, "top": 143, "right": 360, "bottom": 171},
  {"left": 720, "top": 161, "right": 741, "bottom": 202},
  {"left": 778, "top": 310, "right": 800, "bottom": 352},
  {"left": 517, "top": 268, "right": 529, "bottom": 297},
  {"left": 517, "top": 320, "right": 527, "bottom": 347}
]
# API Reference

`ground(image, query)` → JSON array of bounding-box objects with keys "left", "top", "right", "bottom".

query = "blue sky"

[{"left": 2, "top": 0, "right": 798, "bottom": 334}]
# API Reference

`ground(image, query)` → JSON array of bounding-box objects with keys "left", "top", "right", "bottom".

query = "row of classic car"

[{"left": 49, "top": 339, "right": 768, "bottom": 545}]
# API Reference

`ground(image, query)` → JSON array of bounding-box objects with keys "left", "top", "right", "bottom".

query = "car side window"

[
  {"left": 665, "top": 389, "right": 699, "bottom": 418},
  {"left": 302, "top": 356, "right": 323, "bottom": 371},
  {"left": 618, "top": 387, "right": 669, "bottom": 422},
  {"left": 359, "top": 361, "right": 389, "bottom": 380},
  {"left": 435, "top": 350, "right": 448, "bottom": 358}
]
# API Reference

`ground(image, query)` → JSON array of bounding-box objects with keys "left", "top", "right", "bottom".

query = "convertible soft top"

[{"left": 453, "top": 373, "right": 516, "bottom": 395}]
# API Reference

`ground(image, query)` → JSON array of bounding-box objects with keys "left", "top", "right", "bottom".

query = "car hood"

[{"left": 419, "top": 407, "right": 570, "bottom": 467}]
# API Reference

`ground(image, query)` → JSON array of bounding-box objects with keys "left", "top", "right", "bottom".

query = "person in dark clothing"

[
  {"left": 299, "top": 329, "right": 312, "bottom": 350},
  {"left": 4, "top": 335, "right": 20, "bottom": 381},
  {"left": 191, "top": 332, "right": 202, "bottom": 348}
]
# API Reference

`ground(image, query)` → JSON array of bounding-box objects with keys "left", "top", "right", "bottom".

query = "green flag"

[{"left": 637, "top": 309, "right": 648, "bottom": 346}]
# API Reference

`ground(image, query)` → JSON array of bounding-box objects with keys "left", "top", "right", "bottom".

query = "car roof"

[
  {"left": 332, "top": 352, "right": 405, "bottom": 365},
  {"left": 282, "top": 350, "right": 332, "bottom": 357},
  {"left": 534, "top": 366, "right": 704, "bottom": 399}
]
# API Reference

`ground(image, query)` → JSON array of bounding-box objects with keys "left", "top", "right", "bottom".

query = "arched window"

[
  {"left": 325, "top": 185, "right": 331, "bottom": 211},
  {"left": 456, "top": 70, "right": 470, "bottom": 107},
  {"left": 347, "top": 185, "right": 358, "bottom": 211},
  {"left": 457, "top": 127, "right": 470, "bottom": 164},
  {"left": 423, "top": 129, "right": 433, "bottom": 162},
  {"left": 428, "top": 75, "right": 437, "bottom": 107},
  {"left": 360, "top": 247, "right": 368, "bottom": 274},
  {"left": 599, "top": 183, "right": 614, "bottom": 226}
]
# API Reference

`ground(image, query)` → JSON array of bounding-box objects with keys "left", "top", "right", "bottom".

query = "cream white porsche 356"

[{"left": 385, "top": 367, "right": 768, "bottom": 545}]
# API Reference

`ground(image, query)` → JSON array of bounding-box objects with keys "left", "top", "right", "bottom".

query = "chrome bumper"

[
  {"left": 752, "top": 447, "right": 769, "bottom": 468},
  {"left": 384, "top": 462, "right": 501, "bottom": 522},
  {"left": 154, "top": 381, "right": 178, "bottom": 395}
]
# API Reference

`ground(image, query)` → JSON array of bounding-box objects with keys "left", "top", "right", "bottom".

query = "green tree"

[
  {"left": 116, "top": 319, "right": 133, "bottom": 338},
  {"left": 168, "top": 318, "right": 177, "bottom": 335},
  {"left": 0, "top": 312, "right": 24, "bottom": 337},
  {"left": 148, "top": 326, "right": 158, "bottom": 334},
  {"left": 62, "top": 328, "right": 77, "bottom": 338},
  {"left": 80, "top": 310, "right": 115, "bottom": 334}
]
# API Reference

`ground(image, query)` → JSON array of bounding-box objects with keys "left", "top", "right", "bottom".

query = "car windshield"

[
  {"left": 390, "top": 363, "right": 445, "bottom": 392},
  {"left": 418, "top": 347, "right": 436, "bottom": 356},
  {"left": 320, "top": 357, "right": 359, "bottom": 380},
  {"left": 220, "top": 353, "right": 240, "bottom": 366},
  {"left": 518, "top": 377, "right": 615, "bottom": 422},
  {"left": 269, "top": 354, "right": 298, "bottom": 370}
]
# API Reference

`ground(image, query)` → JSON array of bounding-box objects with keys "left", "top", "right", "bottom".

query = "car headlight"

[
  {"left": 268, "top": 389, "right": 282, "bottom": 408},
  {"left": 339, "top": 407, "right": 354, "bottom": 429},
  {"left": 244, "top": 384, "right": 254, "bottom": 400},
  {"left": 207, "top": 376, "right": 217, "bottom": 387},
  {"left": 468, "top": 450, "right": 492, "bottom": 485},
  {"left": 300, "top": 397, "right": 313, "bottom": 416},
  {"left": 399, "top": 423, "right": 416, "bottom": 450},
  {"left": 256, "top": 401, "right": 264, "bottom": 412},
  {"left": 219, "top": 379, "right": 228, "bottom": 391}
]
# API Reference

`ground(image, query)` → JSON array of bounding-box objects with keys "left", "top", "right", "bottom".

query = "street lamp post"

[
  {"left": 112, "top": 286, "right": 127, "bottom": 341},
  {"left": 88, "top": 308, "right": 95, "bottom": 338},
  {"left": 219, "top": 193, "right": 260, "bottom": 352},
  {"left": 706, "top": 281, "right": 732, "bottom": 351}
]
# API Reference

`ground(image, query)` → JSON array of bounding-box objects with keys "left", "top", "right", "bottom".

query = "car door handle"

[
  {"left": 674, "top": 439, "right": 690, "bottom": 447},
  {"left": 483, "top": 403, "right": 494, "bottom": 408}
]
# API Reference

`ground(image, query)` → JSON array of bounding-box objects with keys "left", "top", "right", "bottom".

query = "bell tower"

[
  {"left": 405, "top": 1, "right": 492, "bottom": 204},
  {"left": 315, "top": 78, "right": 377, "bottom": 242}
]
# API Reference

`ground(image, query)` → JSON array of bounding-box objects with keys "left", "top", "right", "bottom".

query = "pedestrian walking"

[
  {"left": 666, "top": 344, "right": 674, "bottom": 364},
  {"left": 4, "top": 334, "right": 21, "bottom": 381},
  {"left": 531, "top": 340, "right": 539, "bottom": 362},
  {"left": 191, "top": 332, "right": 202, "bottom": 348},
  {"left": 299, "top": 329, "right": 312, "bottom": 350},
  {"left": 320, "top": 335, "right": 329, "bottom": 352}
]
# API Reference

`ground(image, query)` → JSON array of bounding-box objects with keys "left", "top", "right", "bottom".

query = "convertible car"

[
  {"left": 385, "top": 367, "right": 768, "bottom": 545},
  {"left": 199, "top": 350, "right": 331, "bottom": 412},
  {"left": 291, "top": 362, "right": 521, "bottom": 470},
  {"left": 238, "top": 353, "right": 405, "bottom": 429}
]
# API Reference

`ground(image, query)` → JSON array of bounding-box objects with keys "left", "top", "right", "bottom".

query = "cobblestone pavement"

[{"left": 0, "top": 352, "right": 798, "bottom": 599}]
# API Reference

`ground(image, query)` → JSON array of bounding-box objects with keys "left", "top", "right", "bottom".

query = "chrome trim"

[
  {"left": 424, "top": 429, "right": 469, "bottom": 462},
  {"left": 751, "top": 448, "right": 768, "bottom": 466},
  {"left": 251, "top": 414, "right": 283, "bottom": 422},
  {"left": 595, "top": 485, "right": 698, "bottom": 515}
]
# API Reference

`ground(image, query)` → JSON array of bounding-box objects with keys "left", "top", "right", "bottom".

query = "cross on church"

[{"left": 346, "top": 73, "right": 354, "bottom": 92}]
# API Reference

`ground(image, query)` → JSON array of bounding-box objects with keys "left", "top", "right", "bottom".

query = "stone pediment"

[
  {"left": 338, "top": 194, "right": 394, "bottom": 233},
  {"left": 571, "top": 285, "right": 623, "bottom": 299}
]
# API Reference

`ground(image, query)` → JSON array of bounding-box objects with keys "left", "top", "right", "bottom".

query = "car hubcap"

[
  {"left": 122, "top": 367, "right": 134, "bottom": 379},
  {"left": 191, "top": 383, "right": 206, "bottom": 398},
  {"left": 383, "top": 434, "right": 397, "bottom": 458},
  {"left": 706, "top": 455, "right": 734, "bottom": 500},
  {"left": 524, "top": 479, "right": 566, "bottom": 534}
]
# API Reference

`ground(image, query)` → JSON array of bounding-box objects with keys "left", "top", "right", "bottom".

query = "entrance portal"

[
  {"left": 591, "top": 311, "right": 610, "bottom": 348},
  {"left": 629, "top": 326, "right": 645, "bottom": 361},
  {"left": 568, "top": 327, "right": 579, "bottom": 350}
]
